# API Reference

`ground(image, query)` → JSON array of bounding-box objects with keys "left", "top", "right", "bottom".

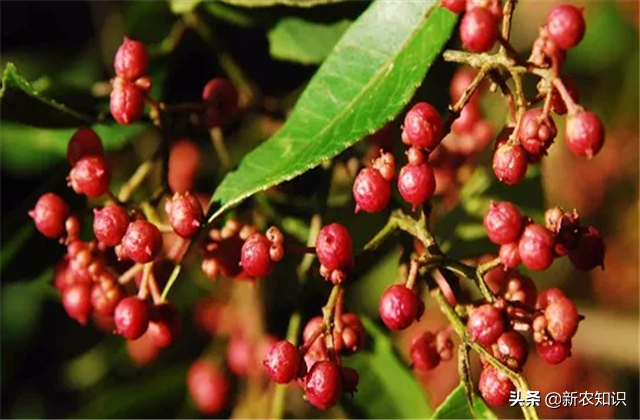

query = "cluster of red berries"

[
  {"left": 111, "top": 37, "right": 151, "bottom": 125},
  {"left": 200, "top": 218, "right": 253, "bottom": 280},
  {"left": 409, "top": 328, "right": 454, "bottom": 371},
  {"left": 484, "top": 201, "right": 605, "bottom": 272}
]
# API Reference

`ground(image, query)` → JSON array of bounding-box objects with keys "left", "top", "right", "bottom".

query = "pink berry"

[
  {"left": 504, "top": 271, "right": 537, "bottom": 307},
  {"left": 397, "top": 163, "right": 436, "bottom": 210},
  {"left": 202, "top": 78, "right": 239, "bottom": 128},
  {"left": 226, "top": 333, "right": 253, "bottom": 377},
  {"left": 441, "top": 0, "right": 466, "bottom": 14},
  {"left": 114, "top": 37, "right": 149, "bottom": 81},
  {"left": 264, "top": 340, "right": 302, "bottom": 384},
  {"left": 168, "top": 139, "right": 201, "bottom": 193},
  {"left": 114, "top": 296, "right": 149, "bottom": 339},
  {"left": 479, "top": 366, "right": 514, "bottom": 407},
  {"left": 466, "top": 0, "right": 502, "bottom": 19},
  {"left": 69, "top": 156, "right": 111, "bottom": 198},
  {"left": 483, "top": 201, "right": 523, "bottom": 245},
  {"left": 340, "top": 313, "right": 366, "bottom": 353},
  {"left": 452, "top": 103, "right": 481, "bottom": 134},
  {"left": 536, "top": 287, "right": 568, "bottom": 310},
  {"left": 499, "top": 242, "right": 521, "bottom": 269},
  {"left": 93, "top": 204, "right": 129, "bottom": 246},
  {"left": 450, "top": 68, "right": 481, "bottom": 104},
  {"left": 61, "top": 283, "right": 92, "bottom": 325},
  {"left": 460, "top": 8, "right": 498, "bottom": 53},
  {"left": 241, "top": 233, "right": 274, "bottom": 278},
  {"left": 305, "top": 361, "right": 342, "bottom": 410},
  {"left": 403, "top": 102, "right": 444, "bottom": 150},
  {"left": 147, "top": 303, "right": 181, "bottom": 348},
  {"left": 517, "top": 109, "right": 557, "bottom": 158},
  {"left": 29, "top": 193, "right": 69, "bottom": 239},
  {"left": 536, "top": 340, "right": 571, "bottom": 364},
  {"left": 568, "top": 226, "right": 605, "bottom": 271},
  {"left": 379, "top": 284, "right": 421, "bottom": 331},
  {"left": 410, "top": 331, "right": 440, "bottom": 371},
  {"left": 187, "top": 360, "right": 230, "bottom": 415},
  {"left": 316, "top": 223, "right": 353, "bottom": 272},
  {"left": 122, "top": 220, "right": 163, "bottom": 264},
  {"left": 165, "top": 192, "right": 203, "bottom": 238},
  {"left": 565, "top": 110, "right": 605, "bottom": 159},
  {"left": 545, "top": 297, "right": 579, "bottom": 343},
  {"left": 494, "top": 331, "right": 528, "bottom": 371},
  {"left": 547, "top": 5, "right": 585, "bottom": 50},
  {"left": 90, "top": 279, "right": 123, "bottom": 316},
  {"left": 67, "top": 127, "right": 104, "bottom": 166},
  {"left": 467, "top": 304, "right": 505, "bottom": 346},
  {"left": 352, "top": 168, "right": 391, "bottom": 214},
  {"left": 518, "top": 224, "right": 555, "bottom": 271},
  {"left": 110, "top": 79, "right": 145, "bottom": 125},
  {"left": 492, "top": 143, "right": 528, "bottom": 185}
]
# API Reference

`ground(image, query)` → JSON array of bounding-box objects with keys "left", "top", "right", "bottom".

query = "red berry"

[
  {"left": 122, "top": 220, "right": 163, "bottom": 264},
  {"left": 483, "top": 201, "right": 523, "bottom": 245},
  {"left": 550, "top": 77, "right": 579, "bottom": 115},
  {"left": 168, "top": 139, "right": 201, "bottom": 193},
  {"left": 410, "top": 331, "right": 440, "bottom": 371},
  {"left": 165, "top": 192, "right": 203, "bottom": 238},
  {"left": 69, "top": 156, "right": 111, "bottom": 198},
  {"left": 341, "top": 367, "right": 359, "bottom": 396},
  {"left": 518, "top": 224, "right": 555, "bottom": 271},
  {"left": 114, "top": 297, "right": 149, "bottom": 340},
  {"left": 264, "top": 340, "right": 302, "bottom": 384},
  {"left": 241, "top": 233, "right": 274, "bottom": 278},
  {"left": 90, "top": 279, "right": 123, "bottom": 316},
  {"left": 353, "top": 168, "right": 391, "bottom": 214},
  {"left": 305, "top": 361, "right": 342, "bottom": 410},
  {"left": 61, "top": 283, "right": 92, "bottom": 325},
  {"left": 110, "top": 79, "right": 145, "bottom": 125},
  {"left": 379, "top": 284, "right": 421, "bottom": 331},
  {"left": 568, "top": 226, "right": 605, "bottom": 271},
  {"left": 403, "top": 102, "right": 444, "bottom": 149},
  {"left": 467, "top": 304, "right": 505, "bottom": 346},
  {"left": 547, "top": 5, "right": 585, "bottom": 50},
  {"left": 187, "top": 360, "right": 230, "bottom": 415},
  {"left": 93, "top": 204, "right": 129, "bottom": 246},
  {"left": 477, "top": 254, "right": 506, "bottom": 294},
  {"left": 67, "top": 127, "right": 104, "bottom": 166},
  {"left": 504, "top": 271, "right": 537, "bottom": 307},
  {"left": 226, "top": 333, "right": 253, "bottom": 377},
  {"left": 517, "top": 109, "right": 557, "bottom": 158},
  {"left": 460, "top": 8, "right": 498, "bottom": 53},
  {"left": 494, "top": 331, "right": 528, "bottom": 371},
  {"left": 147, "top": 303, "right": 181, "bottom": 348},
  {"left": 536, "top": 287, "right": 568, "bottom": 310},
  {"left": 29, "top": 193, "right": 69, "bottom": 239},
  {"left": 452, "top": 103, "right": 481, "bottom": 134},
  {"left": 114, "top": 37, "right": 149, "bottom": 81},
  {"left": 565, "top": 110, "right": 605, "bottom": 159},
  {"left": 397, "top": 163, "right": 436, "bottom": 210},
  {"left": 450, "top": 68, "right": 481, "bottom": 104},
  {"left": 492, "top": 143, "right": 527, "bottom": 185},
  {"left": 340, "top": 313, "right": 366, "bottom": 353},
  {"left": 202, "top": 78, "right": 239, "bottom": 128},
  {"left": 316, "top": 223, "right": 353, "bottom": 272},
  {"left": 545, "top": 297, "right": 579, "bottom": 343},
  {"left": 479, "top": 366, "right": 514, "bottom": 407},
  {"left": 536, "top": 340, "right": 571, "bottom": 364},
  {"left": 499, "top": 242, "right": 521, "bottom": 269},
  {"left": 441, "top": 0, "right": 466, "bottom": 14}
]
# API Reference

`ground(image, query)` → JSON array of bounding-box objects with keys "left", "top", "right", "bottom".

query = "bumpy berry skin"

[
  {"left": 504, "top": 272, "right": 537, "bottom": 307},
  {"left": 460, "top": 8, "right": 498, "bottom": 53},
  {"left": 518, "top": 224, "right": 555, "bottom": 271},
  {"left": 518, "top": 109, "right": 557, "bottom": 158},
  {"left": 122, "top": 220, "right": 163, "bottom": 264},
  {"left": 379, "top": 285, "right": 421, "bottom": 331},
  {"left": 93, "top": 205, "right": 129, "bottom": 246},
  {"left": 403, "top": 102, "right": 444, "bottom": 149},
  {"left": 494, "top": 331, "right": 528, "bottom": 371},
  {"left": 110, "top": 79, "right": 145, "bottom": 125},
  {"left": 397, "top": 163, "right": 436, "bottom": 210},
  {"left": 202, "top": 78, "right": 239, "bottom": 128},
  {"left": 568, "top": 226, "right": 605, "bottom": 271},
  {"left": 187, "top": 360, "right": 230, "bottom": 415},
  {"left": 483, "top": 201, "right": 523, "bottom": 245},
  {"left": 67, "top": 127, "right": 104, "bottom": 166},
  {"left": 316, "top": 223, "right": 353, "bottom": 272},
  {"left": 353, "top": 168, "right": 391, "bottom": 214},
  {"left": 545, "top": 297, "right": 579, "bottom": 343},
  {"left": 91, "top": 279, "right": 123, "bottom": 316},
  {"left": 305, "top": 361, "right": 343, "bottom": 410},
  {"left": 536, "top": 287, "right": 567, "bottom": 310},
  {"left": 565, "top": 111, "right": 605, "bottom": 159},
  {"left": 536, "top": 340, "right": 571, "bottom": 364},
  {"left": 547, "top": 5, "right": 586, "bottom": 50},
  {"left": 479, "top": 366, "right": 515, "bottom": 407},
  {"left": 467, "top": 304, "right": 505, "bottom": 347},
  {"left": 29, "top": 193, "right": 69, "bottom": 239},
  {"left": 499, "top": 242, "right": 521, "bottom": 269},
  {"left": 114, "top": 37, "right": 149, "bottom": 81},
  {"left": 61, "top": 283, "right": 92, "bottom": 325},
  {"left": 492, "top": 143, "right": 527, "bottom": 185},
  {"left": 69, "top": 156, "right": 111, "bottom": 198},
  {"left": 168, "top": 139, "right": 201, "bottom": 193},
  {"left": 241, "top": 233, "right": 274, "bottom": 278},
  {"left": 114, "top": 297, "right": 150, "bottom": 340},
  {"left": 165, "top": 192, "right": 203, "bottom": 238},
  {"left": 264, "top": 340, "right": 302, "bottom": 384},
  {"left": 147, "top": 303, "right": 181, "bottom": 348},
  {"left": 410, "top": 331, "right": 440, "bottom": 371}
]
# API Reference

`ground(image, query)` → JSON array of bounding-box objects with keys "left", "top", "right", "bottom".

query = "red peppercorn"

[
  {"left": 122, "top": 220, "right": 163, "bottom": 264},
  {"left": 565, "top": 110, "right": 605, "bottom": 159},
  {"left": 353, "top": 168, "right": 391, "bottom": 214},
  {"left": 503, "top": 271, "right": 537, "bottom": 307},
  {"left": 67, "top": 127, "right": 104, "bottom": 166},
  {"left": 410, "top": 331, "right": 440, "bottom": 371},
  {"left": 90, "top": 278, "right": 123, "bottom": 316},
  {"left": 450, "top": 68, "right": 481, "bottom": 105},
  {"left": 202, "top": 78, "right": 239, "bottom": 128},
  {"left": 340, "top": 313, "right": 366, "bottom": 353},
  {"left": 341, "top": 367, "right": 359, "bottom": 396},
  {"left": 492, "top": 143, "right": 528, "bottom": 185},
  {"left": 483, "top": 201, "right": 523, "bottom": 245},
  {"left": 316, "top": 223, "right": 353, "bottom": 272},
  {"left": 403, "top": 102, "right": 444, "bottom": 149},
  {"left": 518, "top": 223, "right": 555, "bottom": 271},
  {"left": 187, "top": 360, "right": 230, "bottom": 415},
  {"left": 568, "top": 225, "right": 605, "bottom": 271},
  {"left": 264, "top": 340, "right": 303, "bottom": 384},
  {"left": 452, "top": 103, "right": 482, "bottom": 134},
  {"left": 68, "top": 156, "right": 111, "bottom": 198},
  {"left": 545, "top": 297, "right": 579, "bottom": 343},
  {"left": 29, "top": 193, "right": 70, "bottom": 239},
  {"left": 379, "top": 284, "right": 422, "bottom": 331},
  {"left": 165, "top": 192, "right": 203, "bottom": 238},
  {"left": 126, "top": 332, "right": 160, "bottom": 366},
  {"left": 467, "top": 304, "right": 505, "bottom": 347},
  {"left": 110, "top": 78, "right": 145, "bottom": 125},
  {"left": 61, "top": 283, "right": 92, "bottom": 325},
  {"left": 441, "top": 0, "right": 466, "bottom": 14},
  {"left": 479, "top": 365, "right": 515, "bottom": 407},
  {"left": 547, "top": 5, "right": 586, "bottom": 50},
  {"left": 305, "top": 361, "right": 343, "bottom": 410},
  {"left": 397, "top": 163, "right": 436, "bottom": 210},
  {"left": 518, "top": 109, "right": 557, "bottom": 158},
  {"left": 114, "top": 296, "right": 150, "bottom": 340},
  {"left": 460, "top": 8, "right": 498, "bottom": 53},
  {"left": 241, "top": 233, "right": 274, "bottom": 278},
  {"left": 147, "top": 303, "right": 181, "bottom": 348},
  {"left": 93, "top": 204, "right": 129, "bottom": 246},
  {"left": 494, "top": 331, "right": 528, "bottom": 371},
  {"left": 536, "top": 340, "right": 571, "bottom": 364},
  {"left": 499, "top": 242, "right": 521, "bottom": 269},
  {"left": 168, "top": 139, "right": 201, "bottom": 194},
  {"left": 114, "top": 37, "right": 149, "bottom": 81},
  {"left": 536, "top": 287, "right": 568, "bottom": 310}
]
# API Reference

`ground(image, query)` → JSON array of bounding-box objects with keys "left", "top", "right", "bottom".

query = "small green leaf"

[
  {"left": 169, "top": 0, "right": 202, "bottom": 14},
  {"left": 201, "top": 2, "right": 259, "bottom": 27},
  {"left": 268, "top": 18, "right": 351, "bottom": 65},
  {"left": 219, "top": 0, "right": 343, "bottom": 8},
  {"left": 209, "top": 0, "right": 457, "bottom": 221},
  {"left": 342, "top": 317, "right": 432, "bottom": 419},
  {"left": 0, "top": 121, "right": 147, "bottom": 175},
  {"left": 431, "top": 383, "right": 497, "bottom": 420}
]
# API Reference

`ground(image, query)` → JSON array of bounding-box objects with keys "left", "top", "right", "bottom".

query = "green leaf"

[
  {"left": 209, "top": 1, "right": 457, "bottom": 221},
  {"left": 268, "top": 18, "right": 351, "bottom": 65},
  {"left": 219, "top": 0, "right": 344, "bottom": 8},
  {"left": 169, "top": 0, "right": 202, "bottom": 14},
  {"left": 0, "top": 225, "right": 34, "bottom": 272},
  {"left": 0, "top": 62, "right": 93, "bottom": 123},
  {"left": 202, "top": 1, "right": 259, "bottom": 27},
  {"left": 0, "top": 121, "right": 147, "bottom": 176},
  {"left": 431, "top": 383, "right": 497, "bottom": 420},
  {"left": 342, "top": 317, "right": 432, "bottom": 419}
]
